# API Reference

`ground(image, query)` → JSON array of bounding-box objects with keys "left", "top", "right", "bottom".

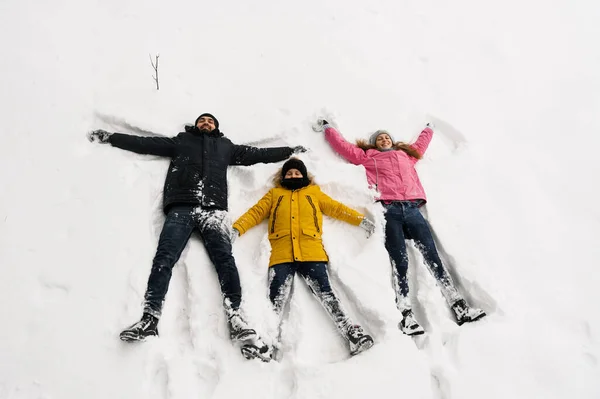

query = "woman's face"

[
  {"left": 284, "top": 168, "right": 304, "bottom": 179},
  {"left": 375, "top": 133, "right": 393, "bottom": 150}
]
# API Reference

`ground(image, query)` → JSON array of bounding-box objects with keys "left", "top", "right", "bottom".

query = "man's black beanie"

[
  {"left": 195, "top": 113, "right": 219, "bottom": 129},
  {"left": 281, "top": 158, "right": 308, "bottom": 178}
]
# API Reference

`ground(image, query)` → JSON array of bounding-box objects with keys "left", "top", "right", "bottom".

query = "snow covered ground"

[{"left": 1, "top": 0, "right": 599, "bottom": 398}]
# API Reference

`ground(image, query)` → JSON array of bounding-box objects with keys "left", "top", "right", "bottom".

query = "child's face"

[{"left": 284, "top": 168, "right": 304, "bottom": 179}]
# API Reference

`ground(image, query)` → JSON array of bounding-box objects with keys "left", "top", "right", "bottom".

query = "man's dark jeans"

[
  {"left": 383, "top": 201, "right": 461, "bottom": 311},
  {"left": 143, "top": 205, "right": 241, "bottom": 318}
]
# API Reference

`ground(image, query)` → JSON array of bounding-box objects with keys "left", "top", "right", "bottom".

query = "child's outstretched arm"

[
  {"left": 317, "top": 188, "right": 376, "bottom": 237},
  {"left": 317, "top": 189, "right": 364, "bottom": 226},
  {"left": 233, "top": 190, "right": 274, "bottom": 235}
]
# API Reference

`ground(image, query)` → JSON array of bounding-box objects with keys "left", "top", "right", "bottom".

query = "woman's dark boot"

[{"left": 451, "top": 299, "right": 486, "bottom": 325}]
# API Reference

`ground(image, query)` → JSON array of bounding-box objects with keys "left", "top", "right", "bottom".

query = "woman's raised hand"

[{"left": 312, "top": 118, "right": 330, "bottom": 132}]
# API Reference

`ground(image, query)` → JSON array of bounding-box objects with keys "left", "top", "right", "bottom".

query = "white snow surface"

[{"left": 1, "top": 0, "right": 599, "bottom": 398}]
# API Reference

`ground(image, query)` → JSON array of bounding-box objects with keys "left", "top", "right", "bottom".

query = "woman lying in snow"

[
  {"left": 232, "top": 158, "right": 375, "bottom": 356},
  {"left": 313, "top": 119, "right": 486, "bottom": 335}
]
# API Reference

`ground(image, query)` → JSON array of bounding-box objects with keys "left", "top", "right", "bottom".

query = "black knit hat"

[
  {"left": 281, "top": 158, "right": 307, "bottom": 178},
  {"left": 195, "top": 113, "right": 219, "bottom": 129}
]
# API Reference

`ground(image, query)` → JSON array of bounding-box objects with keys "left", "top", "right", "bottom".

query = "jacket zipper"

[
  {"left": 305, "top": 195, "right": 320, "bottom": 233},
  {"left": 373, "top": 158, "right": 379, "bottom": 189},
  {"left": 271, "top": 196, "right": 284, "bottom": 233}
]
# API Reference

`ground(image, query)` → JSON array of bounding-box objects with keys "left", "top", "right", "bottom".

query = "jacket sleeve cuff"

[{"left": 232, "top": 223, "right": 245, "bottom": 235}]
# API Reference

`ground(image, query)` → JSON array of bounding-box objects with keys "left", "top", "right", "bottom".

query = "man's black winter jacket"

[{"left": 109, "top": 129, "right": 294, "bottom": 212}]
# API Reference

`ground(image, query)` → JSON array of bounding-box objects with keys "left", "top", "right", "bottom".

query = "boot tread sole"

[
  {"left": 119, "top": 331, "right": 158, "bottom": 342},
  {"left": 457, "top": 310, "right": 487, "bottom": 325},
  {"left": 350, "top": 335, "right": 374, "bottom": 356},
  {"left": 241, "top": 344, "right": 272, "bottom": 362},
  {"left": 232, "top": 329, "right": 257, "bottom": 342}
]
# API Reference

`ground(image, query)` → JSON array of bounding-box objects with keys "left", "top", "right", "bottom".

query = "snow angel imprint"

[
  {"left": 314, "top": 118, "right": 486, "bottom": 335},
  {"left": 232, "top": 158, "right": 376, "bottom": 356},
  {"left": 88, "top": 112, "right": 305, "bottom": 353}
]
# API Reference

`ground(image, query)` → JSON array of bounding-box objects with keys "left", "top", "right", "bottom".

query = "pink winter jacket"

[{"left": 324, "top": 126, "right": 433, "bottom": 204}]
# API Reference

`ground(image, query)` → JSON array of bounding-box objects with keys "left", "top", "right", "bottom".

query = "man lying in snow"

[
  {"left": 232, "top": 158, "right": 376, "bottom": 357},
  {"left": 88, "top": 113, "right": 306, "bottom": 349},
  {"left": 314, "top": 118, "right": 486, "bottom": 336}
]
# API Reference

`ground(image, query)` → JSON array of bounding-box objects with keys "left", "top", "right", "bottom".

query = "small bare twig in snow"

[{"left": 150, "top": 54, "right": 159, "bottom": 90}]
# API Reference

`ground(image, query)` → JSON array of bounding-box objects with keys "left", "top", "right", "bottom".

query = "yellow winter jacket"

[{"left": 233, "top": 184, "right": 364, "bottom": 267}]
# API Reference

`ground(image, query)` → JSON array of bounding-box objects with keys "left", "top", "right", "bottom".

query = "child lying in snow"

[
  {"left": 313, "top": 119, "right": 486, "bottom": 336},
  {"left": 232, "top": 158, "right": 375, "bottom": 356}
]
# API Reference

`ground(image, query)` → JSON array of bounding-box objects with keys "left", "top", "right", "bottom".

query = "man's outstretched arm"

[
  {"left": 88, "top": 130, "right": 178, "bottom": 157},
  {"left": 230, "top": 144, "right": 306, "bottom": 166}
]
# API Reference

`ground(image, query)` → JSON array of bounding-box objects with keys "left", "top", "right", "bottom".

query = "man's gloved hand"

[
  {"left": 293, "top": 145, "right": 308, "bottom": 154},
  {"left": 88, "top": 129, "right": 112, "bottom": 144},
  {"left": 311, "top": 118, "right": 330, "bottom": 132},
  {"left": 359, "top": 217, "right": 376, "bottom": 238}
]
